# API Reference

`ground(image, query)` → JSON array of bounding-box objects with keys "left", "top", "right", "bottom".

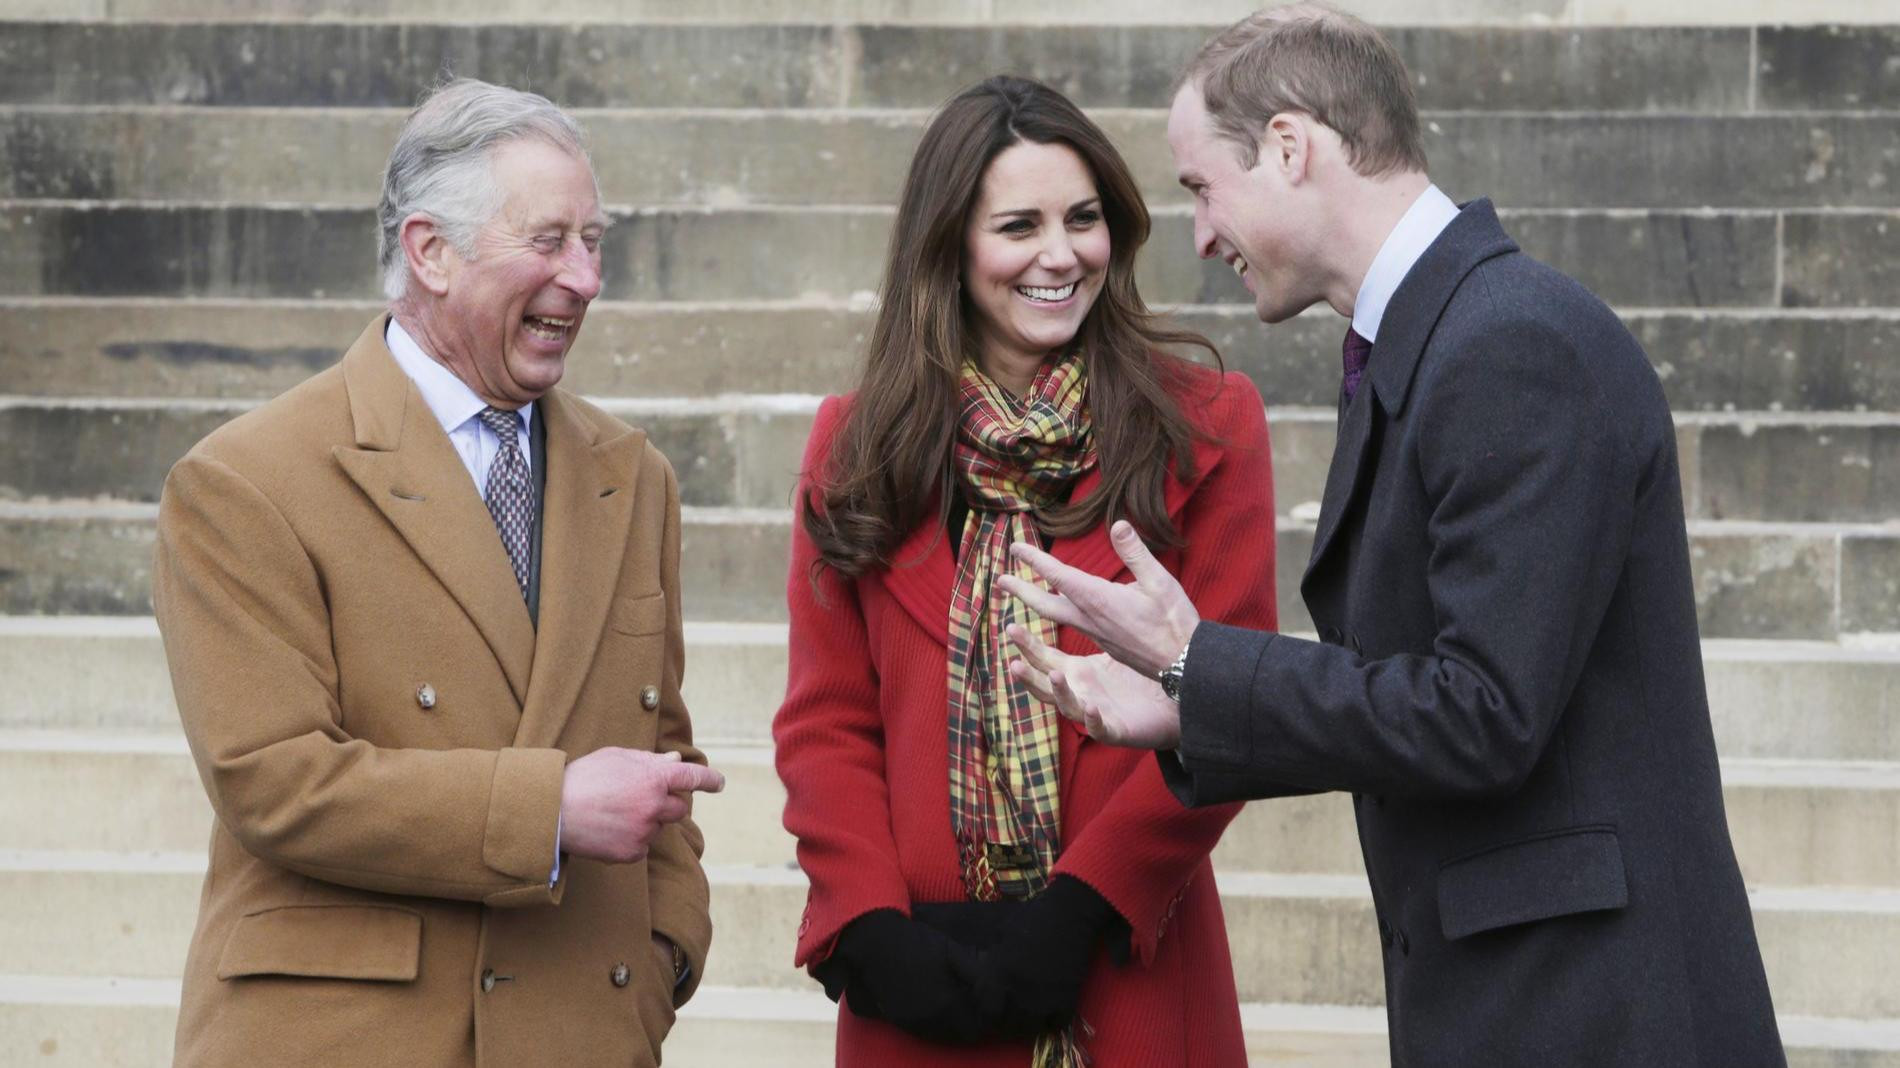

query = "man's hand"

[
  {"left": 994, "top": 521, "right": 1199, "bottom": 678},
  {"left": 1006, "top": 623, "right": 1183, "bottom": 750},
  {"left": 559, "top": 748, "right": 725, "bottom": 864}
]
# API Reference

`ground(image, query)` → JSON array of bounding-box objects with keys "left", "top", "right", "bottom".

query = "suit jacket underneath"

[
  {"left": 1163, "top": 201, "right": 1784, "bottom": 1067},
  {"left": 154, "top": 315, "right": 711, "bottom": 1068}
]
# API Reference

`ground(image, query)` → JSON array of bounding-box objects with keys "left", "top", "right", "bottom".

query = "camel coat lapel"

[
  {"left": 514, "top": 389, "right": 644, "bottom": 748},
  {"left": 332, "top": 317, "right": 536, "bottom": 710}
]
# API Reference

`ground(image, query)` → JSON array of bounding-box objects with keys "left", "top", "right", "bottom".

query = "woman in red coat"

[{"left": 774, "top": 75, "right": 1278, "bottom": 1068}]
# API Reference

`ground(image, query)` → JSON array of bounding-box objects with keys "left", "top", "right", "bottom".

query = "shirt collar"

[
  {"left": 384, "top": 316, "right": 533, "bottom": 435},
  {"left": 1351, "top": 184, "right": 1460, "bottom": 344}
]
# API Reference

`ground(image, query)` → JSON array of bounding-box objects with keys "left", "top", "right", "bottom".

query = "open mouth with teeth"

[
  {"left": 1230, "top": 256, "right": 1250, "bottom": 280},
  {"left": 1016, "top": 282, "right": 1078, "bottom": 304},
  {"left": 523, "top": 314, "right": 574, "bottom": 341}
]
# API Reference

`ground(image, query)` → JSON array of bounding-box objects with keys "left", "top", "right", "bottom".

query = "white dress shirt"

[
  {"left": 1351, "top": 183, "right": 1461, "bottom": 343},
  {"left": 384, "top": 316, "right": 558, "bottom": 885},
  {"left": 384, "top": 317, "right": 535, "bottom": 490}
]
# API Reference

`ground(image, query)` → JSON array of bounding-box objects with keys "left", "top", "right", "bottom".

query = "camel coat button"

[
  {"left": 416, "top": 683, "right": 437, "bottom": 710},
  {"left": 639, "top": 686, "right": 660, "bottom": 711},
  {"left": 481, "top": 969, "right": 496, "bottom": 993},
  {"left": 610, "top": 962, "right": 631, "bottom": 988}
]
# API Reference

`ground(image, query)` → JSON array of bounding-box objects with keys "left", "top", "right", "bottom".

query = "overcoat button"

[
  {"left": 1377, "top": 920, "right": 1393, "bottom": 947},
  {"left": 611, "top": 962, "right": 631, "bottom": 988},
  {"left": 1321, "top": 626, "right": 1343, "bottom": 645},
  {"left": 481, "top": 968, "right": 496, "bottom": 992},
  {"left": 417, "top": 683, "right": 437, "bottom": 710},
  {"left": 639, "top": 685, "right": 660, "bottom": 710}
]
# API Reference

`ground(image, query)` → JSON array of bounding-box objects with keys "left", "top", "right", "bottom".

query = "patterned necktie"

[
  {"left": 1342, "top": 327, "right": 1373, "bottom": 405},
  {"left": 477, "top": 407, "right": 532, "bottom": 599}
]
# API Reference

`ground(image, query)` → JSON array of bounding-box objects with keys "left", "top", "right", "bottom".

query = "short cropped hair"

[
  {"left": 1178, "top": 3, "right": 1428, "bottom": 178},
  {"left": 375, "top": 78, "right": 592, "bottom": 301}
]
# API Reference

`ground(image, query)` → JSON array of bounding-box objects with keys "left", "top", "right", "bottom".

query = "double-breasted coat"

[{"left": 154, "top": 316, "right": 712, "bottom": 1067}]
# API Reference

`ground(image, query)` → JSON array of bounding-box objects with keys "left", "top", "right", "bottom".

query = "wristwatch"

[{"left": 1157, "top": 637, "right": 1191, "bottom": 703}]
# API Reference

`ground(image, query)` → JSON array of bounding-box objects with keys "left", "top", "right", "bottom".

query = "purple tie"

[
  {"left": 1342, "top": 328, "right": 1373, "bottom": 405},
  {"left": 477, "top": 406, "right": 533, "bottom": 599}
]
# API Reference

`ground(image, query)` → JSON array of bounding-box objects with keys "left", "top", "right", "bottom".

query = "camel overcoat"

[{"left": 153, "top": 315, "right": 712, "bottom": 1068}]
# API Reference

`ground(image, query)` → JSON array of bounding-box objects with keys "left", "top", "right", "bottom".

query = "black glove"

[
  {"left": 812, "top": 909, "right": 990, "bottom": 1044},
  {"left": 974, "top": 876, "right": 1119, "bottom": 1038}
]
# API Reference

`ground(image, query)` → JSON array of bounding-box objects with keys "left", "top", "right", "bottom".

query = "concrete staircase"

[{"left": 3, "top": 5, "right": 1898, "bottom": 1065}]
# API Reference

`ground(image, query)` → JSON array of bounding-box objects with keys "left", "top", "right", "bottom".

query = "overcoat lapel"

[
  {"left": 333, "top": 317, "right": 536, "bottom": 708},
  {"left": 514, "top": 390, "right": 643, "bottom": 748},
  {"left": 1301, "top": 199, "right": 1519, "bottom": 591}
]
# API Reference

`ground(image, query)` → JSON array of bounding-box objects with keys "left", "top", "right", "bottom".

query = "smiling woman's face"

[{"left": 961, "top": 140, "right": 1111, "bottom": 380}]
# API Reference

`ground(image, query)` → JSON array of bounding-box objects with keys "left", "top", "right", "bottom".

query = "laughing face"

[
  {"left": 961, "top": 139, "right": 1111, "bottom": 382},
  {"left": 425, "top": 137, "right": 607, "bottom": 408},
  {"left": 1167, "top": 83, "right": 1319, "bottom": 324}
]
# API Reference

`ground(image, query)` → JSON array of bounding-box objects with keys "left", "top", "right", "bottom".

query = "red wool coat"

[{"left": 773, "top": 364, "right": 1278, "bottom": 1068}]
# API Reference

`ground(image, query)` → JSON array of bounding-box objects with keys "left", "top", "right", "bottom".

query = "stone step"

[
  {"left": 11, "top": 202, "right": 1862, "bottom": 309},
  {"left": 3, "top": 978, "right": 1895, "bottom": 1068},
  {"left": 6, "top": 23, "right": 1854, "bottom": 113},
  {"left": 8, "top": 299, "right": 1898, "bottom": 415},
  {"left": 4, "top": 733, "right": 1894, "bottom": 888},
  {"left": 2, "top": 855, "right": 1895, "bottom": 1018},
  {"left": 13, "top": 0, "right": 1897, "bottom": 27},
  {"left": 9, "top": 397, "right": 1900, "bottom": 523},
  {"left": 8, "top": 108, "right": 1899, "bottom": 211},
  {"left": 4, "top": 501, "right": 1899, "bottom": 637},
  {"left": 6, "top": 618, "right": 1900, "bottom": 761}
]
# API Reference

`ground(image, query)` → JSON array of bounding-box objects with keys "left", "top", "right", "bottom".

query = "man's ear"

[
  {"left": 1260, "top": 112, "right": 1311, "bottom": 185},
  {"left": 399, "top": 213, "right": 454, "bottom": 297}
]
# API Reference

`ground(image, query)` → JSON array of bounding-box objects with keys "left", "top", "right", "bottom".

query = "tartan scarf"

[{"left": 946, "top": 351, "right": 1095, "bottom": 907}]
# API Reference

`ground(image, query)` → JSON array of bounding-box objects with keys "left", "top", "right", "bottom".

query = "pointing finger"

[
  {"left": 993, "top": 573, "right": 1086, "bottom": 630},
  {"left": 664, "top": 762, "right": 726, "bottom": 794}
]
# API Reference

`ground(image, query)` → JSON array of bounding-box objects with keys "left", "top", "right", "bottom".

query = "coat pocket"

[
  {"left": 1436, "top": 825, "right": 1629, "bottom": 941},
  {"left": 216, "top": 904, "right": 423, "bottom": 982},
  {"left": 610, "top": 592, "right": 668, "bottom": 637}
]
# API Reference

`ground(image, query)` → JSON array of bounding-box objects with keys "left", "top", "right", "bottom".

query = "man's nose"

[
  {"left": 1193, "top": 204, "right": 1217, "bottom": 260},
  {"left": 561, "top": 240, "right": 603, "bottom": 302}
]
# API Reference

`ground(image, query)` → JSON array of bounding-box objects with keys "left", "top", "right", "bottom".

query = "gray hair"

[{"left": 376, "top": 78, "right": 592, "bottom": 302}]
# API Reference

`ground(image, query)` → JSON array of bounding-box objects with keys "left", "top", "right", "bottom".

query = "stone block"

[
  {"left": 1693, "top": 420, "right": 1900, "bottom": 523},
  {"left": 848, "top": 25, "right": 1751, "bottom": 111},
  {"left": 1783, "top": 213, "right": 1900, "bottom": 309},
  {"left": 1758, "top": 26, "right": 1900, "bottom": 110},
  {"left": 1499, "top": 210, "right": 1779, "bottom": 308},
  {"left": 1633, "top": 312, "right": 1900, "bottom": 413},
  {"left": 0, "top": 509, "right": 158, "bottom": 616},
  {"left": 0, "top": 23, "right": 847, "bottom": 108},
  {"left": 0, "top": 405, "right": 235, "bottom": 504},
  {"left": 1842, "top": 534, "right": 1900, "bottom": 633},
  {"left": 1424, "top": 115, "right": 1900, "bottom": 211},
  {"left": 0, "top": 205, "right": 376, "bottom": 300},
  {"left": 0, "top": 300, "right": 874, "bottom": 401},
  {"left": 2, "top": 204, "right": 1789, "bottom": 308},
  {"left": 1689, "top": 528, "right": 1839, "bottom": 640}
]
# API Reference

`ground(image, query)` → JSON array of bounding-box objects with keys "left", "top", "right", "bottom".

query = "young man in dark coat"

[{"left": 997, "top": 6, "right": 1785, "bottom": 1065}]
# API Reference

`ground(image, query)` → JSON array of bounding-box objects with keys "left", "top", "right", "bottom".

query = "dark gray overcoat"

[{"left": 1163, "top": 200, "right": 1785, "bottom": 1067}]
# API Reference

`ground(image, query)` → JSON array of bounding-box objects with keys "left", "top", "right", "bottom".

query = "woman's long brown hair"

[{"left": 803, "top": 75, "right": 1219, "bottom": 578}]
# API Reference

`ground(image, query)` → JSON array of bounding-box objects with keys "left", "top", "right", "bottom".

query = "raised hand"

[
  {"left": 1006, "top": 622, "right": 1183, "bottom": 750},
  {"left": 559, "top": 748, "right": 725, "bottom": 863},
  {"left": 994, "top": 520, "right": 1199, "bottom": 678}
]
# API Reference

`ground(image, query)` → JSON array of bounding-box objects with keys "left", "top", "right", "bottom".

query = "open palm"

[{"left": 1004, "top": 623, "right": 1183, "bottom": 750}]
